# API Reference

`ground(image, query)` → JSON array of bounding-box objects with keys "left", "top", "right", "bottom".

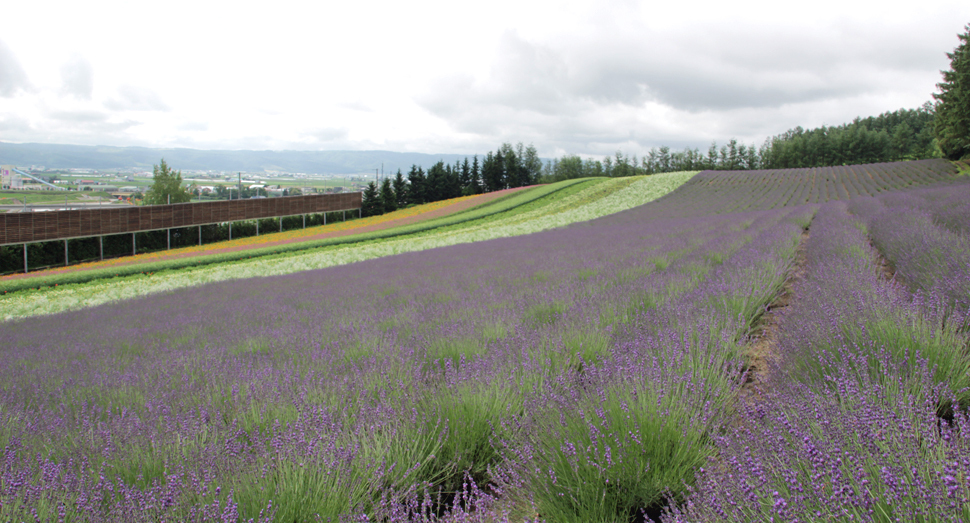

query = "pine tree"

[
  {"left": 426, "top": 161, "right": 445, "bottom": 202},
  {"left": 934, "top": 24, "right": 970, "bottom": 160},
  {"left": 361, "top": 181, "right": 383, "bottom": 216},
  {"left": 380, "top": 178, "right": 396, "bottom": 213},
  {"left": 459, "top": 157, "right": 472, "bottom": 194},
  {"left": 408, "top": 165, "right": 426, "bottom": 204},
  {"left": 392, "top": 169, "right": 408, "bottom": 208},
  {"left": 471, "top": 155, "right": 482, "bottom": 194}
]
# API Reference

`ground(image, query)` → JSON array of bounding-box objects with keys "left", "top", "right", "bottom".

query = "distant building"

[{"left": 1, "top": 165, "right": 23, "bottom": 190}]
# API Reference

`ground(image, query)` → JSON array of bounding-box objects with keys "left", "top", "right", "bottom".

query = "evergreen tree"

[
  {"left": 444, "top": 163, "right": 462, "bottom": 199},
  {"left": 501, "top": 143, "right": 522, "bottom": 187},
  {"left": 459, "top": 157, "right": 472, "bottom": 194},
  {"left": 392, "top": 169, "right": 408, "bottom": 208},
  {"left": 361, "top": 181, "right": 383, "bottom": 217},
  {"left": 934, "top": 23, "right": 970, "bottom": 160},
  {"left": 145, "top": 159, "right": 192, "bottom": 205},
  {"left": 408, "top": 165, "right": 426, "bottom": 204},
  {"left": 470, "top": 155, "right": 482, "bottom": 194},
  {"left": 494, "top": 149, "right": 506, "bottom": 190},
  {"left": 481, "top": 152, "right": 500, "bottom": 192},
  {"left": 426, "top": 161, "right": 445, "bottom": 202},
  {"left": 380, "top": 178, "right": 397, "bottom": 213}
]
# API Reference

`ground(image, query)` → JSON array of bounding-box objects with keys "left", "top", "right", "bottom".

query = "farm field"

[
  {"left": 1, "top": 159, "right": 969, "bottom": 522},
  {"left": 0, "top": 190, "right": 116, "bottom": 205},
  {"left": 0, "top": 172, "right": 694, "bottom": 320}
]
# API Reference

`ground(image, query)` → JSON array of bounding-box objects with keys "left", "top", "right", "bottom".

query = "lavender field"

[{"left": 1, "top": 159, "right": 969, "bottom": 522}]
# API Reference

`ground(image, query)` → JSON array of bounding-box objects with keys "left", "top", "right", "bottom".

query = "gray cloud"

[
  {"left": 415, "top": 23, "right": 950, "bottom": 155},
  {"left": 60, "top": 54, "right": 94, "bottom": 99},
  {"left": 0, "top": 40, "right": 31, "bottom": 97},
  {"left": 104, "top": 85, "right": 169, "bottom": 111}
]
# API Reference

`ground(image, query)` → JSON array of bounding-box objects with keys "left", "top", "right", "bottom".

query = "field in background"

[{"left": 2, "top": 160, "right": 969, "bottom": 522}]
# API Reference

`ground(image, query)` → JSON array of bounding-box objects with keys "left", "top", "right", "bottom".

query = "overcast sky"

[{"left": 1, "top": 0, "right": 967, "bottom": 159}]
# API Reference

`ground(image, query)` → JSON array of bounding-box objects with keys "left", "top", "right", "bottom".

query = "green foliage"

[
  {"left": 767, "top": 105, "right": 940, "bottom": 168},
  {"left": 144, "top": 159, "right": 191, "bottom": 205},
  {"left": 380, "top": 177, "right": 397, "bottom": 213},
  {"left": 934, "top": 23, "right": 970, "bottom": 160},
  {"left": 529, "top": 381, "right": 716, "bottom": 523}
]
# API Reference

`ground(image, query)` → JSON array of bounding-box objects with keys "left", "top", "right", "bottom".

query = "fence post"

[
  {"left": 64, "top": 240, "right": 68, "bottom": 266},
  {"left": 23, "top": 243, "right": 27, "bottom": 274},
  {"left": 256, "top": 221, "right": 259, "bottom": 236},
  {"left": 99, "top": 236, "right": 103, "bottom": 260},
  {"left": 229, "top": 222, "right": 232, "bottom": 240},
  {"left": 343, "top": 210, "right": 346, "bottom": 222},
  {"left": 167, "top": 229, "right": 171, "bottom": 250},
  {"left": 324, "top": 213, "right": 327, "bottom": 225},
  {"left": 303, "top": 214, "right": 306, "bottom": 229},
  {"left": 132, "top": 233, "right": 136, "bottom": 256},
  {"left": 199, "top": 226, "right": 202, "bottom": 246},
  {"left": 279, "top": 217, "right": 282, "bottom": 232}
]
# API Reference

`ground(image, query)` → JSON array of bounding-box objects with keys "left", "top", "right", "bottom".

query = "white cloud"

[
  {"left": 104, "top": 85, "right": 169, "bottom": 112},
  {"left": 0, "top": 40, "right": 31, "bottom": 97},
  {"left": 60, "top": 54, "right": 94, "bottom": 99}
]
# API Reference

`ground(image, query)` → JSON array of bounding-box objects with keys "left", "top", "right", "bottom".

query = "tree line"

[
  {"left": 763, "top": 104, "right": 939, "bottom": 168},
  {"left": 361, "top": 143, "right": 542, "bottom": 216}
]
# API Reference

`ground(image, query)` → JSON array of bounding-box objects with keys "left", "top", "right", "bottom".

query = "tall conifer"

[{"left": 934, "top": 24, "right": 970, "bottom": 160}]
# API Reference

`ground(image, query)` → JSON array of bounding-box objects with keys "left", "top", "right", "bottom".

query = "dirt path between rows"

[
  {"left": 739, "top": 221, "right": 906, "bottom": 403},
  {"left": 740, "top": 228, "right": 810, "bottom": 402},
  {"left": 3, "top": 187, "right": 531, "bottom": 281}
]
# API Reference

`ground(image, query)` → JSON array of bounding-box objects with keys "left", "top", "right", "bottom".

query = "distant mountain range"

[{"left": 0, "top": 142, "right": 477, "bottom": 175}]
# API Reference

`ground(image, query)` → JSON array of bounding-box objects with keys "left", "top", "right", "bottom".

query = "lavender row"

[
  {"left": 0, "top": 199, "right": 811, "bottom": 521},
  {"left": 847, "top": 180, "right": 970, "bottom": 312},
  {"left": 669, "top": 202, "right": 970, "bottom": 521}
]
